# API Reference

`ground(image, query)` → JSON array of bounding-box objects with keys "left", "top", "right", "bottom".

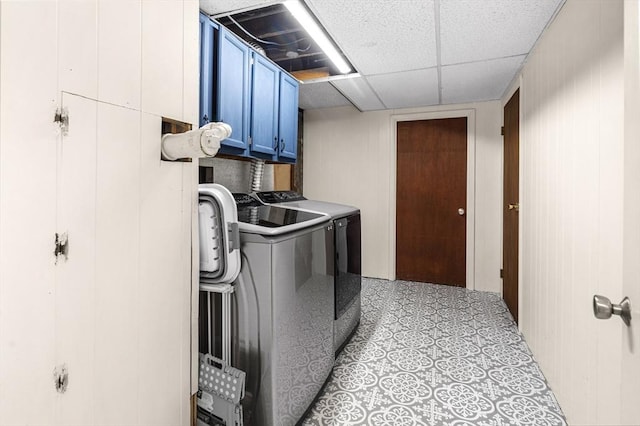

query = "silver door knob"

[
  {"left": 593, "top": 295, "right": 632, "bottom": 326},
  {"left": 458, "top": 208, "right": 465, "bottom": 216}
]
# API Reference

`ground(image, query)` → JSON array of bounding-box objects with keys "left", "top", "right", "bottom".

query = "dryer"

[{"left": 253, "top": 191, "right": 361, "bottom": 355}]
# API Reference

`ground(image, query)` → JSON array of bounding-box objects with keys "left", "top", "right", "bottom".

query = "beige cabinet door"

[{"left": 54, "top": 93, "right": 193, "bottom": 426}]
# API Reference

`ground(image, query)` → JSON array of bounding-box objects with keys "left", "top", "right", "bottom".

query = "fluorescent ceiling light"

[{"left": 283, "top": 0, "right": 351, "bottom": 74}]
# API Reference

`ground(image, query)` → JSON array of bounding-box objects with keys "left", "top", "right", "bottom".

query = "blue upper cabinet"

[
  {"left": 250, "top": 53, "right": 279, "bottom": 158},
  {"left": 216, "top": 26, "right": 251, "bottom": 155},
  {"left": 277, "top": 72, "right": 299, "bottom": 163},
  {"left": 199, "top": 14, "right": 217, "bottom": 128},
  {"left": 199, "top": 15, "right": 299, "bottom": 162}
]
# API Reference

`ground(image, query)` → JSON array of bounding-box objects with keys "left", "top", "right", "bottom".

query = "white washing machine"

[{"left": 253, "top": 191, "right": 362, "bottom": 355}]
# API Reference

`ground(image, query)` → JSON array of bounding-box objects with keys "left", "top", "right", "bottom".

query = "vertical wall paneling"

[
  {"left": 94, "top": 102, "right": 142, "bottom": 424},
  {"left": 519, "top": 0, "right": 624, "bottom": 423},
  {"left": 622, "top": 1, "right": 640, "bottom": 423},
  {"left": 184, "top": 0, "right": 200, "bottom": 126},
  {"left": 304, "top": 108, "right": 392, "bottom": 280},
  {"left": 0, "top": 2, "right": 58, "bottom": 424},
  {"left": 595, "top": 1, "right": 625, "bottom": 419},
  {"left": 474, "top": 102, "right": 503, "bottom": 292},
  {"left": 98, "top": 0, "right": 142, "bottom": 109},
  {"left": 55, "top": 93, "right": 98, "bottom": 426},
  {"left": 58, "top": 0, "right": 98, "bottom": 99},
  {"left": 183, "top": 0, "right": 200, "bottom": 398},
  {"left": 141, "top": 0, "right": 183, "bottom": 119},
  {"left": 303, "top": 101, "right": 502, "bottom": 293},
  {"left": 139, "top": 113, "right": 189, "bottom": 425},
  {"left": 1, "top": 1, "right": 199, "bottom": 424},
  {"left": 184, "top": 3, "right": 201, "bottom": 396},
  {"left": 184, "top": 156, "right": 199, "bottom": 405}
]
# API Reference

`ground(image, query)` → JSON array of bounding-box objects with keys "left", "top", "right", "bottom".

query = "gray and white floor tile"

[{"left": 302, "top": 278, "right": 566, "bottom": 426}]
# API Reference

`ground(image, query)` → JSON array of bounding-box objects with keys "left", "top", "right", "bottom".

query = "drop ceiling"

[{"left": 200, "top": 0, "right": 565, "bottom": 111}]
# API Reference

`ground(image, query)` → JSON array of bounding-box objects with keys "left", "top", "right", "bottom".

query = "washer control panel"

[{"left": 256, "top": 191, "right": 307, "bottom": 204}]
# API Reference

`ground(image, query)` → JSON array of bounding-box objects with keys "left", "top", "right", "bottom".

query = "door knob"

[
  {"left": 458, "top": 208, "right": 465, "bottom": 216},
  {"left": 593, "top": 295, "right": 632, "bottom": 326},
  {"left": 508, "top": 203, "right": 520, "bottom": 211}
]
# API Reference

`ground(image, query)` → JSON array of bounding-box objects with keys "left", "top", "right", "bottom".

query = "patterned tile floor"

[{"left": 301, "top": 278, "right": 567, "bottom": 426}]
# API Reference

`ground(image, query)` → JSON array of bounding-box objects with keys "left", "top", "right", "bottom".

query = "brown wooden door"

[
  {"left": 396, "top": 118, "right": 467, "bottom": 286},
  {"left": 503, "top": 89, "right": 520, "bottom": 322}
]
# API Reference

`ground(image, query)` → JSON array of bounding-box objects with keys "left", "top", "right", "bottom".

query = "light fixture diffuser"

[{"left": 284, "top": 0, "right": 351, "bottom": 74}]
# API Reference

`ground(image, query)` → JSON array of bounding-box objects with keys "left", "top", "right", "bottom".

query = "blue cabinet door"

[
  {"left": 278, "top": 72, "right": 299, "bottom": 162},
  {"left": 199, "top": 14, "right": 217, "bottom": 128},
  {"left": 250, "top": 53, "right": 279, "bottom": 158},
  {"left": 216, "top": 26, "right": 250, "bottom": 154}
]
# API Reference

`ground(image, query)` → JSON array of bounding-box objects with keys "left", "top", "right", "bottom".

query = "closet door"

[
  {"left": 55, "top": 94, "right": 145, "bottom": 425},
  {"left": 55, "top": 94, "right": 191, "bottom": 426}
]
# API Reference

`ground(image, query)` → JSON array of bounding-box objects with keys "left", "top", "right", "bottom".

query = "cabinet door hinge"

[
  {"left": 248, "top": 136, "right": 253, "bottom": 146},
  {"left": 54, "top": 232, "right": 69, "bottom": 263},
  {"left": 500, "top": 126, "right": 505, "bottom": 136},
  {"left": 500, "top": 268, "right": 504, "bottom": 279},
  {"left": 53, "top": 364, "right": 69, "bottom": 393},
  {"left": 54, "top": 107, "right": 69, "bottom": 136}
]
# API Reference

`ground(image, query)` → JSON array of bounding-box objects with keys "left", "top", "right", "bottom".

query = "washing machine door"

[{"left": 198, "top": 184, "right": 241, "bottom": 283}]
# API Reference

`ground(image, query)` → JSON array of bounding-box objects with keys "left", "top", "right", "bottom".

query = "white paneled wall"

[
  {"left": 518, "top": 0, "right": 624, "bottom": 423},
  {"left": 0, "top": 1, "right": 199, "bottom": 425},
  {"left": 142, "top": 0, "right": 184, "bottom": 119},
  {"left": 98, "top": 0, "right": 142, "bottom": 108},
  {"left": 0, "top": 3, "right": 59, "bottom": 422},
  {"left": 303, "top": 101, "right": 503, "bottom": 293},
  {"left": 622, "top": 2, "right": 640, "bottom": 423}
]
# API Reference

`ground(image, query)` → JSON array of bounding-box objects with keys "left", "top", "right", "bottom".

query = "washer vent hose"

[{"left": 250, "top": 159, "right": 265, "bottom": 192}]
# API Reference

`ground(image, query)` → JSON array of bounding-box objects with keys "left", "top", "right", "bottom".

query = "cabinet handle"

[
  {"left": 273, "top": 136, "right": 278, "bottom": 150},
  {"left": 280, "top": 139, "right": 285, "bottom": 152}
]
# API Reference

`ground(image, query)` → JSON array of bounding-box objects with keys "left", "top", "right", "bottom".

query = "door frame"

[
  {"left": 389, "top": 109, "right": 476, "bottom": 289},
  {"left": 502, "top": 78, "right": 523, "bottom": 326},
  {"left": 502, "top": 89, "right": 520, "bottom": 322}
]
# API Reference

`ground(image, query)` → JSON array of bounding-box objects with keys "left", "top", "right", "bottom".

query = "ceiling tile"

[
  {"left": 331, "top": 76, "right": 385, "bottom": 111},
  {"left": 299, "top": 81, "right": 353, "bottom": 110},
  {"left": 440, "top": 0, "right": 563, "bottom": 65},
  {"left": 441, "top": 55, "right": 525, "bottom": 104},
  {"left": 199, "top": 0, "right": 279, "bottom": 16},
  {"left": 367, "top": 68, "right": 439, "bottom": 109},
  {"left": 306, "top": 0, "right": 437, "bottom": 75}
]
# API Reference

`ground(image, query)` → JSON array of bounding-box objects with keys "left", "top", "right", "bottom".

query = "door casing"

[{"left": 503, "top": 89, "right": 520, "bottom": 322}]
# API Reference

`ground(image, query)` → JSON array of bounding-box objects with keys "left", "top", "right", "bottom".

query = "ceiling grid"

[{"left": 200, "top": 0, "right": 566, "bottom": 111}]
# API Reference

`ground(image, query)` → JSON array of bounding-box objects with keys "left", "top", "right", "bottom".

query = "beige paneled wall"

[
  {"left": 0, "top": 1, "right": 199, "bottom": 425},
  {"left": 622, "top": 1, "right": 640, "bottom": 422},
  {"left": 518, "top": 0, "right": 624, "bottom": 423},
  {"left": 304, "top": 108, "right": 392, "bottom": 280},
  {"left": 303, "top": 101, "right": 503, "bottom": 293}
]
